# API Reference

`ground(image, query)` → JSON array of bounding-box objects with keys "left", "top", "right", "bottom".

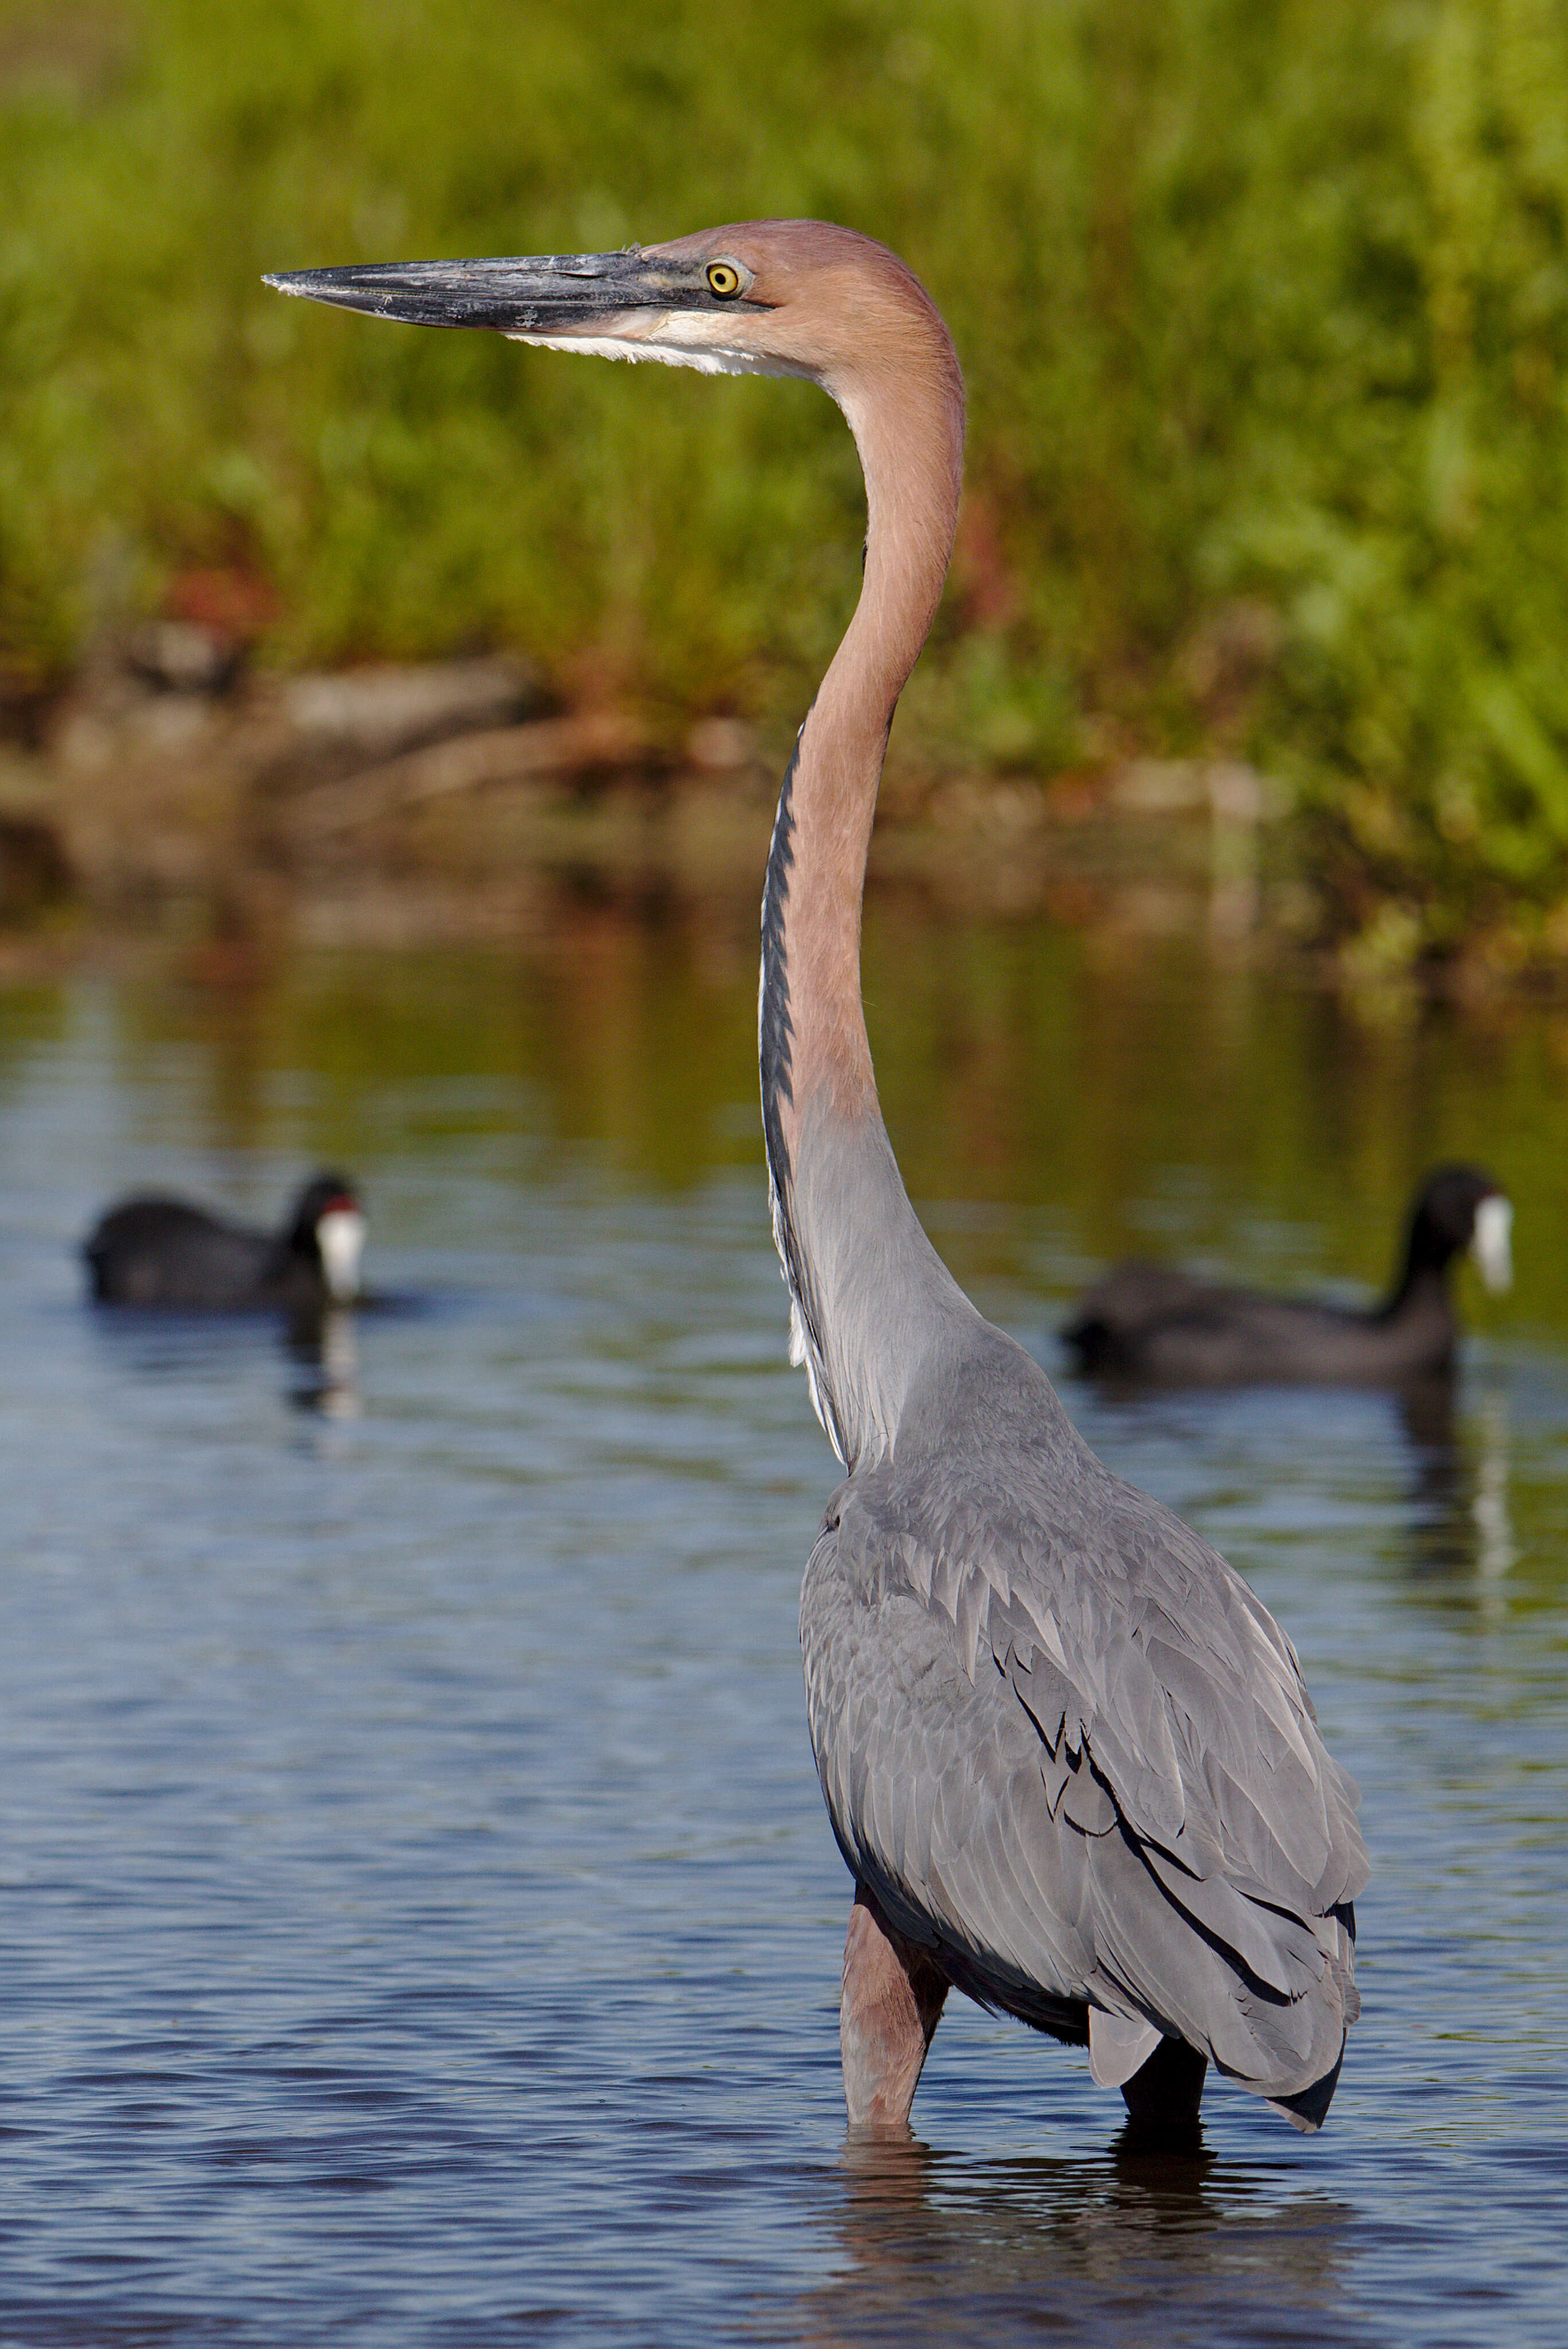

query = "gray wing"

[{"left": 801, "top": 1337, "right": 1367, "bottom": 2125}]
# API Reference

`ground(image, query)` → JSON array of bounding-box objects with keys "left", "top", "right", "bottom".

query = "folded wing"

[{"left": 801, "top": 1406, "right": 1366, "bottom": 2128}]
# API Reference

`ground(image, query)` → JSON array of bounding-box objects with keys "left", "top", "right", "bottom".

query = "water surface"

[{"left": 1, "top": 911, "right": 1564, "bottom": 2343}]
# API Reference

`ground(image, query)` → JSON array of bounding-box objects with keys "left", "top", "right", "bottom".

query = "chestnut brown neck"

[{"left": 758, "top": 298, "right": 967, "bottom": 1464}]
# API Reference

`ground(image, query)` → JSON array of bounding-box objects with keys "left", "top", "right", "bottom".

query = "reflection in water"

[
  {"left": 286, "top": 1304, "right": 361, "bottom": 1418},
  {"left": 86, "top": 1299, "right": 365, "bottom": 1423},
  {"left": 65, "top": 904, "right": 1568, "bottom": 1340},
  {"left": 795, "top": 2131, "right": 1364, "bottom": 2348},
  {"left": 2, "top": 939, "right": 1566, "bottom": 2343},
  {"left": 1398, "top": 1380, "right": 1516, "bottom": 1606},
  {"left": 1472, "top": 1396, "right": 1518, "bottom": 1600}
]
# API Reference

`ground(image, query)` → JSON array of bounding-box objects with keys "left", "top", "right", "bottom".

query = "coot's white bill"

[
  {"left": 1472, "top": 1194, "right": 1513, "bottom": 1294},
  {"left": 317, "top": 1208, "right": 367, "bottom": 1301}
]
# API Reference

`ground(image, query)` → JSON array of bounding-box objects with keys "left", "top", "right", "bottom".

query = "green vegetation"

[{"left": 2, "top": 0, "right": 1566, "bottom": 951}]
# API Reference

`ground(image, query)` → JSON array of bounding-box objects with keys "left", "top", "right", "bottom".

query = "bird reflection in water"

[
  {"left": 1398, "top": 1379, "right": 1516, "bottom": 1611},
  {"left": 794, "top": 2129, "right": 1364, "bottom": 2349},
  {"left": 285, "top": 1306, "right": 361, "bottom": 1419}
]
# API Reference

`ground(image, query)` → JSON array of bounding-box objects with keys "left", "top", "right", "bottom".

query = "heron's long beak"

[
  {"left": 1471, "top": 1195, "right": 1513, "bottom": 1295},
  {"left": 265, "top": 248, "right": 692, "bottom": 335}
]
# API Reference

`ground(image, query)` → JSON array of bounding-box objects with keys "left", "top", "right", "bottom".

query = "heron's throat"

[{"left": 759, "top": 348, "right": 965, "bottom": 1465}]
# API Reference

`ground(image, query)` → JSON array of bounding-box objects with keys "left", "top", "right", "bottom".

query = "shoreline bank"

[{"left": 2, "top": 647, "right": 1559, "bottom": 1001}]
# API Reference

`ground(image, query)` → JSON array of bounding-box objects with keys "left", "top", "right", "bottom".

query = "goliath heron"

[{"left": 268, "top": 223, "right": 1366, "bottom": 2136}]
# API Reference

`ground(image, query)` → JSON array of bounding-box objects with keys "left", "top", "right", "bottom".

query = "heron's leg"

[
  {"left": 1120, "top": 2034, "right": 1207, "bottom": 2143},
  {"left": 840, "top": 1884, "right": 948, "bottom": 2131}
]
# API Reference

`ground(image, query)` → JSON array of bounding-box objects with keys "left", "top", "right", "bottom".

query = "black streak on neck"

[
  {"left": 759, "top": 727, "right": 838, "bottom": 1449},
  {"left": 759, "top": 732, "right": 798, "bottom": 1179}
]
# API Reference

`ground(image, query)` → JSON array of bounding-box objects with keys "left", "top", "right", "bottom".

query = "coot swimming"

[
  {"left": 84, "top": 1173, "right": 366, "bottom": 1314},
  {"left": 1062, "top": 1164, "right": 1510, "bottom": 1386}
]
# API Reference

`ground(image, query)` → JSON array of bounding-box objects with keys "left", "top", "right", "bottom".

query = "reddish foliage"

[{"left": 163, "top": 568, "right": 283, "bottom": 641}]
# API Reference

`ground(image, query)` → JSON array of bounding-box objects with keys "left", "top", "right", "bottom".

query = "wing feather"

[{"left": 800, "top": 1348, "right": 1368, "bottom": 2119}]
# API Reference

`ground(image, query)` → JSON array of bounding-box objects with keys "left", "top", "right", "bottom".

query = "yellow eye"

[{"left": 706, "top": 260, "right": 743, "bottom": 299}]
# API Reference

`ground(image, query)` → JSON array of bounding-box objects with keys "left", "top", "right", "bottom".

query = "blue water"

[{"left": 0, "top": 939, "right": 1563, "bottom": 2343}]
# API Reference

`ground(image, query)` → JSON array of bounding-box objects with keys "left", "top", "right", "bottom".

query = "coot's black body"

[
  {"left": 84, "top": 1173, "right": 365, "bottom": 1315},
  {"left": 1062, "top": 1165, "right": 1510, "bottom": 1387}
]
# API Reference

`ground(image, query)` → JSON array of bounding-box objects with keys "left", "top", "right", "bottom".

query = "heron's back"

[{"left": 801, "top": 1319, "right": 1366, "bottom": 2126}]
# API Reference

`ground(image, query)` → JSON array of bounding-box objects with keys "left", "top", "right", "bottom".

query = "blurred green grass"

[{"left": 2, "top": 0, "right": 1566, "bottom": 944}]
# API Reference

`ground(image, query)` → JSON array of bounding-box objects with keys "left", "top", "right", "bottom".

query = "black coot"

[
  {"left": 84, "top": 1173, "right": 366, "bottom": 1314},
  {"left": 1062, "top": 1164, "right": 1511, "bottom": 1386}
]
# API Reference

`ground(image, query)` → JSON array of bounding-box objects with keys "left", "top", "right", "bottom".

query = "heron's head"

[{"left": 265, "top": 218, "right": 960, "bottom": 416}]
